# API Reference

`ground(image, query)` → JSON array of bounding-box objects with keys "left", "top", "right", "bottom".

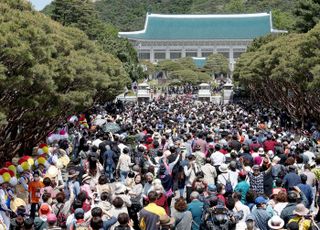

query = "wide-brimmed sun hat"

[
  {"left": 67, "top": 168, "right": 79, "bottom": 178},
  {"left": 10, "top": 198, "right": 26, "bottom": 213},
  {"left": 293, "top": 203, "right": 309, "bottom": 216},
  {"left": 82, "top": 174, "right": 91, "bottom": 183},
  {"left": 219, "top": 164, "right": 228, "bottom": 173},
  {"left": 114, "top": 182, "right": 127, "bottom": 194},
  {"left": 268, "top": 216, "right": 285, "bottom": 229}
]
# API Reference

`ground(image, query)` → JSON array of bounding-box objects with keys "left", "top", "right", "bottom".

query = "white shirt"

[
  {"left": 303, "top": 151, "right": 315, "bottom": 163},
  {"left": 92, "top": 138, "right": 102, "bottom": 148},
  {"left": 118, "top": 143, "right": 128, "bottom": 154},
  {"left": 184, "top": 164, "right": 199, "bottom": 187},
  {"left": 116, "top": 154, "right": 132, "bottom": 172},
  {"left": 217, "top": 172, "right": 230, "bottom": 186},
  {"left": 229, "top": 170, "right": 240, "bottom": 188},
  {"left": 210, "top": 151, "right": 226, "bottom": 166},
  {"left": 234, "top": 200, "right": 250, "bottom": 222},
  {"left": 274, "top": 202, "right": 288, "bottom": 216},
  {"left": 201, "top": 163, "right": 217, "bottom": 185}
]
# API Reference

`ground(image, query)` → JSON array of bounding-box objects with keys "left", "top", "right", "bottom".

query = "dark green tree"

[
  {"left": 294, "top": 0, "right": 320, "bottom": 32},
  {"left": 0, "top": 1, "right": 129, "bottom": 159},
  {"left": 48, "top": 0, "right": 141, "bottom": 81},
  {"left": 234, "top": 22, "right": 320, "bottom": 125},
  {"left": 51, "top": 0, "right": 100, "bottom": 39},
  {"left": 204, "top": 53, "right": 229, "bottom": 77}
]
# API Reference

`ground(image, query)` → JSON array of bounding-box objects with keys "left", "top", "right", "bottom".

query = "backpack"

[
  {"left": 73, "top": 220, "right": 91, "bottom": 230},
  {"left": 56, "top": 204, "right": 67, "bottom": 228},
  {"left": 223, "top": 174, "right": 233, "bottom": 195},
  {"left": 139, "top": 217, "right": 146, "bottom": 230}
]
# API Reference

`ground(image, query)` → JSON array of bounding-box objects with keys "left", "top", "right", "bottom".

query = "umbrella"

[
  {"left": 93, "top": 118, "right": 107, "bottom": 126},
  {"left": 102, "top": 122, "right": 121, "bottom": 133}
]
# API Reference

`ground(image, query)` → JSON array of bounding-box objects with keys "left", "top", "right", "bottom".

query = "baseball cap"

[
  {"left": 246, "top": 214, "right": 255, "bottom": 221},
  {"left": 255, "top": 196, "right": 268, "bottom": 204},
  {"left": 39, "top": 204, "right": 51, "bottom": 216},
  {"left": 252, "top": 165, "right": 260, "bottom": 170},
  {"left": 74, "top": 208, "right": 84, "bottom": 216}
]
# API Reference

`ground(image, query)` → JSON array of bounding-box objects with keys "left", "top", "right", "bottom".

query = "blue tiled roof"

[{"left": 119, "top": 13, "right": 273, "bottom": 40}]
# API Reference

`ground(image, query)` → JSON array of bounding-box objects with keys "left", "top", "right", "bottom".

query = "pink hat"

[
  {"left": 47, "top": 213, "right": 57, "bottom": 223},
  {"left": 254, "top": 156, "right": 263, "bottom": 165},
  {"left": 59, "top": 130, "right": 66, "bottom": 135}
]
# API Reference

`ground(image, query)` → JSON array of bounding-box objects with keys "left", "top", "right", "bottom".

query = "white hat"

[
  {"left": 258, "top": 148, "right": 265, "bottom": 155},
  {"left": 267, "top": 150, "right": 274, "bottom": 158},
  {"left": 272, "top": 156, "right": 281, "bottom": 163},
  {"left": 267, "top": 216, "right": 284, "bottom": 229},
  {"left": 219, "top": 164, "right": 228, "bottom": 173},
  {"left": 114, "top": 182, "right": 127, "bottom": 194},
  {"left": 46, "top": 165, "right": 58, "bottom": 178}
]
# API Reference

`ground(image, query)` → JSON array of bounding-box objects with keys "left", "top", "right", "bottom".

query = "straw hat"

[
  {"left": 46, "top": 165, "right": 58, "bottom": 179},
  {"left": 293, "top": 203, "right": 309, "bottom": 216},
  {"left": 59, "top": 155, "right": 70, "bottom": 167},
  {"left": 10, "top": 198, "right": 26, "bottom": 213},
  {"left": 67, "top": 169, "right": 79, "bottom": 178},
  {"left": 82, "top": 174, "right": 91, "bottom": 183},
  {"left": 267, "top": 216, "right": 285, "bottom": 229},
  {"left": 219, "top": 164, "right": 228, "bottom": 173}
]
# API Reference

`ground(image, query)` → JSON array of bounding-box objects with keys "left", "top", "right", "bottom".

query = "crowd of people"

[{"left": 0, "top": 95, "right": 320, "bottom": 230}]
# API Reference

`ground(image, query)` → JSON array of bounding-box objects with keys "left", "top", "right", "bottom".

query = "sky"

[{"left": 29, "top": 0, "right": 53, "bottom": 11}]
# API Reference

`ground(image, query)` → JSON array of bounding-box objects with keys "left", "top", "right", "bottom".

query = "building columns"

[
  {"left": 197, "top": 47, "right": 201, "bottom": 57},
  {"left": 229, "top": 47, "right": 234, "bottom": 72},
  {"left": 150, "top": 48, "right": 154, "bottom": 63},
  {"left": 165, "top": 48, "right": 170, "bottom": 59},
  {"left": 181, "top": 48, "right": 186, "bottom": 58}
]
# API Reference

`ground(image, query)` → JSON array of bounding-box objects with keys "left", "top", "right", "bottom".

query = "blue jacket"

[
  {"left": 187, "top": 199, "right": 204, "bottom": 230},
  {"left": 283, "top": 172, "right": 301, "bottom": 189},
  {"left": 297, "top": 183, "right": 313, "bottom": 208}
]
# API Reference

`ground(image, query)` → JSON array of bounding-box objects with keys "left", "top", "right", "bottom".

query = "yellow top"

[
  {"left": 144, "top": 203, "right": 166, "bottom": 217},
  {"left": 288, "top": 216, "right": 312, "bottom": 230}
]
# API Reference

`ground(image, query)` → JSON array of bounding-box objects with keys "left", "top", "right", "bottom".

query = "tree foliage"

[
  {"left": 89, "top": 0, "right": 298, "bottom": 32},
  {"left": 204, "top": 53, "right": 229, "bottom": 76},
  {"left": 140, "top": 61, "right": 156, "bottom": 77},
  {"left": 156, "top": 59, "right": 211, "bottom": 85},
  {"left": 294, "top": 0, "right": 320, "bottom": 33},
  {"left": 176, "top": 57, "right": 197, "bottom": 71},
  {"left": 234, "top": 23, "right": 320, "bottom": 124},
  {"left": 47, "top": 0, "right": 141, "bottom": 81},
  {"left": 0, "top": 1, "right": 129, "bottom": 159}
]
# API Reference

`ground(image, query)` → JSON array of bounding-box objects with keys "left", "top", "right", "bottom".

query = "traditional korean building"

[{"left": 119, "top": 12, "right": 286, "bottom": 71}]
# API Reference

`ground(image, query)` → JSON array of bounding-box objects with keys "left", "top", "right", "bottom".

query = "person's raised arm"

[
  {"left": 169, "top": 153, "right": 181, "bottom": 170},
  {"left": 265, "top": 155, "right": 272, "bottom": 173},
  {"left": 184, "top": 164, "right": 192, "bottom": 177}
]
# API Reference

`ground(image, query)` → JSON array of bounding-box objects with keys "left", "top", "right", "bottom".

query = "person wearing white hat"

[
  {"left": 217, "top": 163, "right": 230, "bottom": 187},
  {"left": 112, "top": 183, "right": 131, "bottom": 208},
  {"left": 268, "top": 216, "right": 285, "bottom": 230},
  {"left": 0, "top": 180, "right": 12, "bottom": 229},
  {"left": 80, "top": 174, "right": 93, "bottom": 200}
]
